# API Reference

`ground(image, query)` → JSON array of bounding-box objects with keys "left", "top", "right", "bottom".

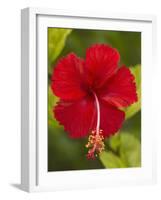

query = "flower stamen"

[
  {"left": 86, "top": 129, "right": 105, "bottom": 159},
  {"left": 86, "top": 92, "right": 105, "bottom": 159}
]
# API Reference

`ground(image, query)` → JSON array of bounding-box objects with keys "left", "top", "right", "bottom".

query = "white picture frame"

[{"left": 21, "top": 7, "right": 157, "bottom": 192}]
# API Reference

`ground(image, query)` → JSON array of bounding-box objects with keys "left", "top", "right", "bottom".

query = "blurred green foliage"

[
  {"left": 48, "top": 28, "right": 72, "bottom": 73},
  {"left": 124, "top": 65, "right": 141, "bottom": 120},
  {"left": 48, "top": 28, "right": 141, "bottom": 171},
  {"left": 100, "top": 132, "right": 141, "bottom": 168}
]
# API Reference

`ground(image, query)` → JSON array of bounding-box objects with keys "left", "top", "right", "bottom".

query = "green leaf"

[
  {"left": 48, "top": 86, "right": 59, "bottom": 128},
  {"left": 119, "top": 133, "right": 141, "bottom": 167},
  {"left": 48, "top": 28, "right": 72, "bottom": 72},
  {"left": 108, "top": 133, "right": 121, "bottom": 152},
  {"left": 99, "top": 151, "right": 126, "bottom": 168},
  {"left": 100, "top": 132, "right": 141, "bottom": 168},
  {"left": 125, "top": 64, "right": 141, "bottom": 120}
]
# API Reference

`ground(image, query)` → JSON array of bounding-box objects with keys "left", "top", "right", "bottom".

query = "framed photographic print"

[{"left": 21, "top": 7, "right": 156, "bottom": 192}]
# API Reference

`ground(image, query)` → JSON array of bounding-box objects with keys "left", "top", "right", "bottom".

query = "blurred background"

[{"left": 48, "top": 28, "right": 141, "bottom": 171}]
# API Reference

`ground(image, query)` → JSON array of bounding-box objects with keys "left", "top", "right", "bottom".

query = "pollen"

[{"left": 86, "top": 129, "right": 105, "bottom": 159}]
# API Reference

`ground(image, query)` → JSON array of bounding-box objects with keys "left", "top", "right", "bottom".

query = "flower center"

[{"left": 85, "top": 92, "right": 105, "bottom": 159}]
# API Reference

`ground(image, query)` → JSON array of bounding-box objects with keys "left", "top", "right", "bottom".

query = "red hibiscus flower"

[{"left": 51, "top": 44, "right": 137, "bottom": 159}]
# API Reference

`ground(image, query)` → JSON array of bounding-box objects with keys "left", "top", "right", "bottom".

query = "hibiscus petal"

[
  {"left": 85, "top": 44, "right": 120, "bottom": 88},
  {"left": 54, "top": 97, "right": 97, "bottom": 138},
  {"left": 51, "top": 53, "right": 87, "bottom": 101},
  {"left": 99, "top": 66, "right": 138, "bottom": 108},
  {"left": 100, "top": 101, "right": 125, "bottom": 137},
  {"left": 54, "top": 96, "right": 125, "bottom": 139}
]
